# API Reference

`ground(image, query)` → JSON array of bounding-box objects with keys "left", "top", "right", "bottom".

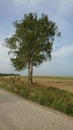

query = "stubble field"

[{"left": 33, "top": 76, "right": 73, "bottom": 93}]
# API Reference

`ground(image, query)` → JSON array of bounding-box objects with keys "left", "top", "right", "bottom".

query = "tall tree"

[{"left": 4, "top": 13, "right": 60, "bottom": 84}]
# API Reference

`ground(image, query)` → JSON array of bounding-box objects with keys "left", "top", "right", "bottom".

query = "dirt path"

[{"left": 0, "top": 89, "right": 73, "bottom": 130}]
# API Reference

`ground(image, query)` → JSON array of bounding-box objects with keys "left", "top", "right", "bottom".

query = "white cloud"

[
  {"left": 53, "top": 44, "right": 73, "bottom": 60},
  {"left": 0, "top": 51, "right": 16, "bottom": 73},
  {"left": 0, "top": 44, "right": 8, "bottom": 60}
]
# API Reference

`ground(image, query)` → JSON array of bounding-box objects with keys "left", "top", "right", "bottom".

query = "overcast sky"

[{"left": 0, "top": 0, "right": 73, "bottom": 76}]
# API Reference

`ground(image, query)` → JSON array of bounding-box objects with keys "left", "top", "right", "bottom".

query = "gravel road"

[{"left": 0, "top": 89, "right": 73, "bottom": 130}]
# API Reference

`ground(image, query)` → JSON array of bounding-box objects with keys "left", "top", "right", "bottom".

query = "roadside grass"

[{"left": 0, "top": 76, "right": 73, "bottom": 117}]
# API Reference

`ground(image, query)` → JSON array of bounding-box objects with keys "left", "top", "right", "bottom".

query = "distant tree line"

[{"left": 0, "top": 73, "right": 20, "bottom": 76}]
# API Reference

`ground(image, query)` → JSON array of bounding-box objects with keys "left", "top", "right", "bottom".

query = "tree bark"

[
  {"left": 28, "top": 62, "right": 30, "bottom": 82},
  {"left": 28, "top": 60, "right": 33, "bottom": 85}
]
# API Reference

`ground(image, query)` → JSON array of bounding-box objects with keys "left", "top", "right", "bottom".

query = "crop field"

[{"left": 33, "top": 76, "right": 73, "bottom": 93}]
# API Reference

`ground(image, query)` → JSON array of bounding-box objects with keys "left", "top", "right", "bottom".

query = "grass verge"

[{"left": 0, "top": 76, "right": 73, "bottom": 117}]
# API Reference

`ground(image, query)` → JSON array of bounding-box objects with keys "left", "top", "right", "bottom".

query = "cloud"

[
  {"left": 0, "top": 43, "right": 16, "bottom": 73},
  {"left": 0, "top": 43, "right": 9, "bottom": 63},
  {"left": 52, "top": 44, "right": 73, "bottom": 61}
]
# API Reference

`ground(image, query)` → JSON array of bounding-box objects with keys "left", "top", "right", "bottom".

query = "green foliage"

[
  {"left": 0, "top": 77, "right": 73, "bottom": 117},
  {"left": 4, "top": 13, "right": 60, "bottom": 71}
]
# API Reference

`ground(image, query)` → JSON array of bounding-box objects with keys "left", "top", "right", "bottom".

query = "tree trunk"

[
  {"left": 28, "top": 60, "right": 33, "bottom": 85},
  {"left": 28, "top": 62, "right": 30, "bottom": 82}
]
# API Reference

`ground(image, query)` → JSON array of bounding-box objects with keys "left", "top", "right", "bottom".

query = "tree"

[{"left": 4, "top": 13, "right": 60, "bottom": 84}]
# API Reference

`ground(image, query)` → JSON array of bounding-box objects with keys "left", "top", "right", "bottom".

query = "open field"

[{"left": 33, "top": 76, "right": 73, "bottom": 93}]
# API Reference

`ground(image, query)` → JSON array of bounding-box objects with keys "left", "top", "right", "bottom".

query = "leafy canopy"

[{"left": 5, "top": 13, "right": 60, "bottom": 71}]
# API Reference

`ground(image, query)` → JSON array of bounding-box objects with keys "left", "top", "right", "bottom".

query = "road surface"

[{"left": 0, "top": 89, "right": 73, "bottom": 130}]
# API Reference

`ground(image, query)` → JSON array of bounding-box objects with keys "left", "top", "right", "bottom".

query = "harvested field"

[{"left": 33, "top": 76, "right": 73, "bottom": 93}]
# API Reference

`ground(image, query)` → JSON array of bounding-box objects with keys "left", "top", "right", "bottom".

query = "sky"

[{"left": 0, "top": 0, "right": 73, "bottom": 76}]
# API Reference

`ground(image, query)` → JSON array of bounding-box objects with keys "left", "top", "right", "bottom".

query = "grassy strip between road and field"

[{"left": 0, "top": 76, "right": 73, "bottom": 117}]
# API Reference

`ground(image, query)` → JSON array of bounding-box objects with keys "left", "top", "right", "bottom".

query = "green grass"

[{"left": 0, "top": 76, "right": 73, "bottom": 117}]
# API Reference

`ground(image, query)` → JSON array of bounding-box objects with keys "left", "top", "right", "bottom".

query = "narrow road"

[{"left": 0, "top": 89, "right": 73, "bottom": 130}]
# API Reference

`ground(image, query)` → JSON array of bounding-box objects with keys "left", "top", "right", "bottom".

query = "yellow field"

[{"left": 33, "top": 76, "right": 73, "bottom": 93}]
